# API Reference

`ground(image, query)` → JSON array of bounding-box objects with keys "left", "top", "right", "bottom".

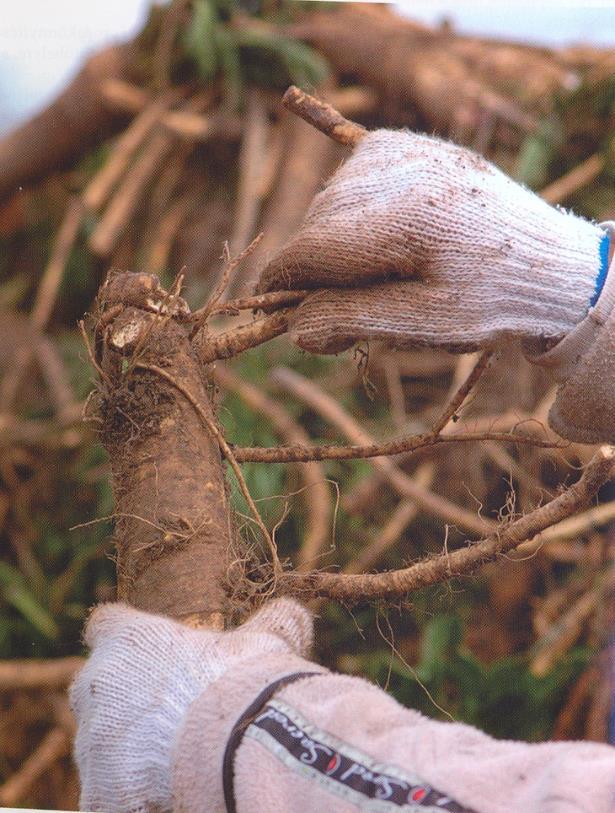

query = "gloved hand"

[
  {"left": 258, "top": 129, "right": 615, "bottom": 441},
  {"left": 258, "top": 129, "right": 608, "bottom": 353},
  {"left": 69, "top": 599, "right": 313, "bottom": 813},
  {"left": 69, "top": 598, "right": 615, "bottom": 813}
]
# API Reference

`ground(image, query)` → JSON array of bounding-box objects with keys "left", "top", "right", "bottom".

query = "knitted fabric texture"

[
  {"left": 258, "top": 129, "right": 604, "bottom": 355},
  {"left": 173, "top": 653, "right": 329, "bottom": 812},
  {"left": 71, "top": 599, "right": 615, "bottom": 813},
  {"left": 527, "top": 241, "right": 615, "bottom": 443},
  {"left": 69, "top": 598, "right": 313, "bottom": 813},
  {"left": 174, "top": 656, "right": 615, "bottom": 813}
]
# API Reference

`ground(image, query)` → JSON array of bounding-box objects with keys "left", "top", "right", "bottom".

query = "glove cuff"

[
  {"left": 172, "top": 653, "right": 328, "bottom": 812},
  {"left": 525, "top": 224, "right": 615, "bottom": 443},
  {"left": 496, "top": 213, "right": 606, "bottom": 342}
]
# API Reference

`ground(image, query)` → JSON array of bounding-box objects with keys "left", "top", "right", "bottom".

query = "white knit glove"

[
  {"left": 258, "top": 129, "right": 608, "bottom": 355},
  {"left": 69, "top": 599, "right": 313, "bottom": 813}
]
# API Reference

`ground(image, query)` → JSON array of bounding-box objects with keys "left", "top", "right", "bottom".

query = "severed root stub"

[{"left": 93, "top": 271, "right": 234, "bottom": 629}]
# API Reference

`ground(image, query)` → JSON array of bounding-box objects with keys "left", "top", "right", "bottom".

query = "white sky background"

[
  {"left": 0, "top": 0, "right": 152, "bottom": 131},
  {"left": 401, "top": 1, "right": 615, "bottom": 46},
  {"left": 0, "top": 1, "right": 614, "bottom": 133}
]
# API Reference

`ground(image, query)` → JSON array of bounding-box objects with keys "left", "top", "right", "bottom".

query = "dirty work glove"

[
  {"left": 524, "top": 245, "right": 615, "bottom": 443},
  {"left": 69, "top": 599, "right": 315, "bottom": 813},
  {"left": 258, "top": 129, "right": 608, "bottom": 353},
  {"left": 258, "top": 129, "right": 614, "bottom": 441},
  {"left": 70, "top": 599, "right": 615, "bottom": 813}
]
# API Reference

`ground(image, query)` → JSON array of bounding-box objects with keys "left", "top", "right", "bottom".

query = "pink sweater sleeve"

[{"left": 172, "top": 654, "right": 615, "bottom": 813}]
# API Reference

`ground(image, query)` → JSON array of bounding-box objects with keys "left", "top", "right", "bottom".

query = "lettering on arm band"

[{"left": 229, "top": 690, "right": 477, "bottom": 812}]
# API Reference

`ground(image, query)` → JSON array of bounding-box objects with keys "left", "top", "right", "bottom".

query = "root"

[{"left": 135, "top": 362, "right": 282, "bottom": 578}]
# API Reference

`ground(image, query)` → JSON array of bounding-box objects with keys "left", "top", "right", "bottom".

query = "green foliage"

[
  {"left": 476, "top": 649, "right": 589, "bottom": 740},
  {"left": 185, "top": 0, "right": 220, "bottom": 80},
  {"left": 349, "top": 612, "right": 590, "bottom": 741},
  {"left": 0, "top": 562, "right": 58, "bottom": 640},
  {"left": 562, "top": 73, "right": 615, "bottom": 125},
  {"left": 221, "top": 389, "right": 286, "bottom": 526},
  {"left": 516, "top": 73, "right": 615, "bottom": 218},
  {"left": 182, "top": 0, "right": 329, "bottom": 106},
  {"left": 514, "top": 119, "right": 563, "bottom": 189},
  {"left": 0, "top": 446, "right": 114, "bottom": 658},
  {"left": 0, "top": 501, "right": 114, "bottom": 657},
  {"left": 0, "top": 335, "right": 114, "bottom": 658},
  {"left": 233, "top": 28, "right": 329, "bottom": 91}
]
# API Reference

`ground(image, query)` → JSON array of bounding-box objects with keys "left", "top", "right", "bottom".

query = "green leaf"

[
  {"left": 234, "top": 29, "right": 329, "bottom": 90},
  {"left": 184, "top": 0, "right": 220, "bottom": 81},
  {"left": 215, "top": 26, "right": 242, "bottom": 109},
  {"left": 272, "top": 36, "right": 329, "bottom": 88},
  {"left": 416, "top": 615, "right": 462, "bottom": 681},
  {"left": 514, "top": 119, "right": 563, "bottom": 189},
  {"left": 0, "top": 562, "right": 58, "bottom": 640}
]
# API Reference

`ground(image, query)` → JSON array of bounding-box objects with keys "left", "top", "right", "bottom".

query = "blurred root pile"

[{"left": 0, "top": 1, "right": 614, "bottom": 807}]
